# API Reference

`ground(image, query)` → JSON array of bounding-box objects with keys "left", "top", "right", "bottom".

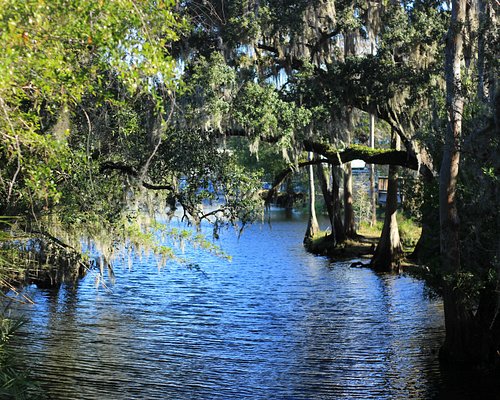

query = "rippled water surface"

[{"left": 12, "top": 211, "right": 450, "bottom": 399}]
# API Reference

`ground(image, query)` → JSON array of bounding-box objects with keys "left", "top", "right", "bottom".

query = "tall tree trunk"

[
  {"left": 343, "top": 163, "right": 356, "bottom": 238},
  {"left": 368, "top": 23, "right": 378, "bottom": 228},
  {"left": 369, "top": 111, "right": 377, "bottom": 227},
  {"left": 477, "top": 0, "right": 487, "bottom": 102},
  {"left": 284, "top": 176, "right": 294, "bottom": 218},
  {"left": 304, "top": 152, "right": 320, "bottom": 243},
  {"left": 343, "top": 108, "right": 357, "bottom": 238},
  {"left": 317, "top": 163, "right": 345, "bottom": 246},
  {"left": 332, "top": 166, "right": 346, "bottom": 244},
  {"left": 439, "top": 0, "right": 471, "bottom": 363},
  {"left": 371, "top": 130, "right": 402, "bottom": 272},
  {"left": 343, "top": 29, "right": 357, "bottom": 239},
  {"left": 317, "top": 162, "right": 334, "bottom": 234}
]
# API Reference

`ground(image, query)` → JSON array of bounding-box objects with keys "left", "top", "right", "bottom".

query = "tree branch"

[
  {"left": 256, "top": 43, "right": 279, "bottom": 54},
  {"left": 141, "top": 182, "right": 175, "bottom": 191},
  {"left": 99, "top": 161, "right": 174, "bottom": 191},
  {"left": 265, "top": 141, "right": 433, "bottom": 204},
  {"left": 303, "top": 140, "right": 422, "bottom": 170},
  {"left": 222, "top": 128, "right": 279, "bottom": 144},
  {"left": 99, "top": 161, "right": 138, "bottom": 176},
  {"left": 309, "top": 28, "right": 342, "bottom": 62},
  {"left": 31, "top": 229, "right": 77, "bottom": 251},
  {"left": 265, "top": 160, "right": 320, "bottom": 205},
  {"left": 255, "top": 43, "right": 305, "bottom": 70}
]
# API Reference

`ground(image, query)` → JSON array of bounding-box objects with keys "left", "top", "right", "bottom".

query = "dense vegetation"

[{"left": 0, "top": 0, "right": 498, "bottom": 386}]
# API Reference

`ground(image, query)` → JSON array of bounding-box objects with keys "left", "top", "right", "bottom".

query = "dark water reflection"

[{"left": 9, "top": 210, "right": 459, "bottom": 399}]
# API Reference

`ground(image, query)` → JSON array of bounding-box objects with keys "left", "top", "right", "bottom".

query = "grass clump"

[{"left": 397, "top": 214, "right": 421, "bottom": 251}]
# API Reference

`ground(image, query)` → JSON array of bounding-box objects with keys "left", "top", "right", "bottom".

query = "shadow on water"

[
  {"left": 5, "top": 209, "right": 497, "bottom": 399},
  {"left": 434, "top": 365, "right": 500, "bottom": 400}
]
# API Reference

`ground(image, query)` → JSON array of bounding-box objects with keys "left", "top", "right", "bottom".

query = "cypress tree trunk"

[
  {"left": 477, "top": 0, "right": 487, "bottom": 102},
  {"left": 304, "top": 152, "right": 320, "bottom": 243},
  {"left": 332, "top": 166, "right": 346, "bottom": 244},
  {"left": 316, "top": 162, "right": 335, "bottom": 236},
  {"left": 317, "top": 163, "right": 346, "bottom": 246},
  {"left": 284, "top": 176, "right": 294, "bottom": 218},
  {"left": 343, "top": 163, "right": 356, "bottom": 238},
  {"left": 368, "top": 28, "right": 377, "bottom": 227},
  {"left": 343, "top": 30, "right": 357, "bottom": 239},
  {"left": 371, "top": 130, "right": 402, "bottom": 272}
]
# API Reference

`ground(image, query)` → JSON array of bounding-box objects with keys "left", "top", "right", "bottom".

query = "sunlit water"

[{"left": 7, "top": 210, "right": 479, "bottom": 399}]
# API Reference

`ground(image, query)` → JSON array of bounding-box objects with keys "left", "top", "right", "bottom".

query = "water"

[{"left": 10, "top": 210, "right": 450, "bottom": 399}]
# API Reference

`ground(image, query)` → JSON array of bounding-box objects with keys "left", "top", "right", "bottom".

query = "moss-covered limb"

[
  {"left": 0, "top": 228, "right": 90, "bottom": 289},
  {"left": 265, "top": 141, "right": 418, "bottom": 206},
  {"left": 303, "top": 140, "right": 423, "bottom": 171},
  {"left": 266, "top": 140, "right": 426, "bottom": 205}
]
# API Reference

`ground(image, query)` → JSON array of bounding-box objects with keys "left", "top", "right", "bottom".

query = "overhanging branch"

[
  {"left": 222, "top": 128, "right": 279, "bottom": 144},
  {"left": 265, "top": 159, "right": 320, "bottom": 205},
  {"left": 266, "top": 141, "right": 432, "bottom": 204},
  {"left": 303, "top": 140, "right": 422, "bottom": 170},
  {"left": 99, "top": 161, "right": 174, "bottom": 191}
]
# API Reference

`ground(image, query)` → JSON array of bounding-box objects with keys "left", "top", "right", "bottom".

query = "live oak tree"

[{"left": 0, "top": 0, "right": 262, "bottom": 285}]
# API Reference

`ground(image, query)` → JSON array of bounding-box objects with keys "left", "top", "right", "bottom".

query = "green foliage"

[
  {"left": 181, "top": 53, "right": 237, "bottom": 131},
  {"left": 399, "top": 172, "right": 424, "bottom": 222},
  {"left": 396, "top": 214, "right": 421, "bottom": 251},
  {"left": 178, "top": 51, "right": 312, "bottom": 153},
  {"left": 228, "top": 138, "right": 288, "bottom": 183},
  {"left": 0, "top": 0, "right": 186, "bottom": 214},
  {"left": 378, "top": 1, "right": 447, "bottom": 67},
  {"left": 233, "top": 82, "right": 311, "bottom": 141},
  {"left": 0, "top": 0, "right": 263, "bottom": 286},
  {"left": 0, "top": 0, "right": 264, "bottom": 291}
]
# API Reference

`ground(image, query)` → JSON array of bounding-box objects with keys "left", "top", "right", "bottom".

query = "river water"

[{"left": 8, "top": 210, "right": 487, "bottom": 399}]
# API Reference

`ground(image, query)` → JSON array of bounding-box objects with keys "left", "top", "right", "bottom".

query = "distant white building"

[{"left": 351, "top": 159, "right": 366, "bottom": 170}]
